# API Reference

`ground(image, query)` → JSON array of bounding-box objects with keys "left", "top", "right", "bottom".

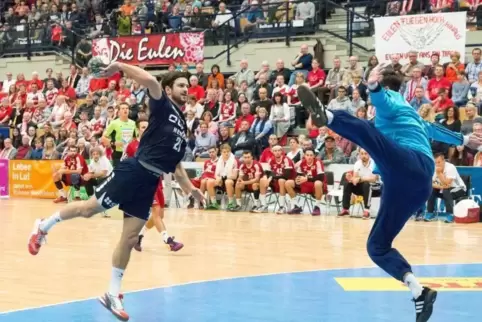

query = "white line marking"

[{"left": 0, "top": 261, "right": 480, "bottom": 315}]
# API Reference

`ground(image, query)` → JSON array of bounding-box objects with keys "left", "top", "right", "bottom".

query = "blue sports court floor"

[{"left": 1, "top": 263, "right": 481, "bottom": 322}]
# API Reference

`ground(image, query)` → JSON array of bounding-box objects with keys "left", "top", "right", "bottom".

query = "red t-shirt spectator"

[
  {"left": 0, "top": 105, "right": 12, "bottom": 122},
  {"left": 307, "top": 68, "right": 326, "bottom": 87},
  {"left": 235, "top": 114, "right": 255, "bottom": 133},
  {"left": 28, "top": 79, "right": 44, "bottom": 91},
  {"left": 108, "top": 73, "right": 122, "bottom": 90},
  {"left": 58, "top": 86, "right": 77, "bottom": 100},
  {"left": 434, "top": 97, "right": 455, "bottom": 113},
  {"left": 89, "top": 78, "right": 108, "bottom": 92},
  {"left": 426, "top": 77, "right": 451, "bottom": 101},
  {"left": 118, "top": 88, "right": 131, "bottom": 100},
  {"left": 51, "top": 25, "right": 63, "bottom": 43},
  {"left": 259, "top": 147, "right": 274, "bottom": 163},
  {"left": 188, "top": 85, "right": 205, "bottom": 102}
]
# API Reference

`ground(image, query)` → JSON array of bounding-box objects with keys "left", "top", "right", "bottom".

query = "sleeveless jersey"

[
  {"left": 239, "top": 161, "right": 263, "bottom": 180},
  {"left": 64, "top": 153, "right": 89, "bottom": 176},
  {"left": 137, "top": 92, "right": 187, "bottom": 173},
  {"left": 201, "top": 158, "right": 217, "bottom": 179},
  {"left": 297, "top": 159, "right": 324, "bottom": 178},
  {"left": 269, "top": 156, "right": 295, "bottom": 179}
]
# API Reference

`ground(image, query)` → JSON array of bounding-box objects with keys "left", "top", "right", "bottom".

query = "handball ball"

[{"left": 88, "top": 57, "right": 108, "bottom": 78}]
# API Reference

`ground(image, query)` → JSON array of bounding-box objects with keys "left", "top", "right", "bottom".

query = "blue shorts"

[{"left": 94, "top": 158, "right": 161, "bottom": 220}]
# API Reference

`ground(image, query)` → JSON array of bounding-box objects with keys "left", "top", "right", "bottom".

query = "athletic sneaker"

[
  {"left": 296, "top": 85, "right": 328, "bottom": 127},
  {"left": 205, "top": 202, "right": 220, "bottom": 210},
  {"left": 253, "top": 205, "right": 269, "bottom": 213},
  {"left": 28, "top": 219, "right": 47, "bottom": 255},
  {"left": 98, "top": 292, "right": 129, "bottom": 321},
  {"left": 53, "top": 196, "right": 67, "bottom": 203},
  {"left": 229, "top": 204, "right": 243, "bottom": 212},
  {"left": 413, "top": 287, "right": 437, "bottom": 322},
  {"left": 444, "top": 214, "right": 454, "bottom": 223},
  {"left": 276, "top": 206, "right": 286, "bottom": 215},
  {"left": 226, "top": 202, "right": 237, "bottom": 211},
  {"left": 288, "top": 205, "right": 303, "bottom": 215},
  {"left": 250, "top": 205, "right": 259, "bottom": 213},
  {"left": 337, "top": 209, "right": 349, "bottom": 217},
  {"left": 311, "top": 206, "right": 321, "bottom": 216},
  {"left": 166, "top": 237, "right": 184, "bottom": 252},
  {"left": 362, "top": 210, "right": 370, "bottom": 220},
  {"left": 134, "top": 235, "right": 144, "bottom": 252},
  {"left": 424, "top": 213, "right": 436, "bottom": 222}
]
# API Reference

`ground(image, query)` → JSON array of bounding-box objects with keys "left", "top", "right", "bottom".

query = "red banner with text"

[{"left": 92, "top": 32, "right": 204, "bottom": 66}]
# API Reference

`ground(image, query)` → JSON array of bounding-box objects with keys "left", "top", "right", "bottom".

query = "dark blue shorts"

[{"left": 94, "top": 158, "right": 161, "bottom": 220}]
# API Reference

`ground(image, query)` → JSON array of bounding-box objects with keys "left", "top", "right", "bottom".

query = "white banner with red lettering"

[{"left": 374, "top": 12, "right": 466, "bottom": 65}]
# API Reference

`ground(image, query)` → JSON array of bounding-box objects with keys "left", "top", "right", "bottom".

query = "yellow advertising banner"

[
  {"left": 9, "top": 160, "right": 64, "bottom": 199},
  {"left": 336, "top": 277, "right": 482, "bottom": 291}
]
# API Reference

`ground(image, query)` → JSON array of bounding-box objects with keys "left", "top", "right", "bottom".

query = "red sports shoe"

[
  {"left": 28, "top": 219, "right": 47, "bottom": 255},
  {"left": 362, "top": 210, "right": 370, "bottom": 220},
  {"left": 98, "top": 292, "right": 129, "bottom": 321},
  {"left": 337, "top": 209, "right": 349, "bottom": 217},
  {"left": 53, "top": 196, "right": 67, "bottom": 203}
]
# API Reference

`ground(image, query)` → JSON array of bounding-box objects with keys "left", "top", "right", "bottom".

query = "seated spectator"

[
  {"left": 318, "top": 135, "right": 345, "bottom": 165},
  {"left": 27, "top": 83, "right": 45, "bottom": 108},
  {"left": 232, "top": 150, "right": 263, "bottom": 212},
  {"left": 461, "top": 103, "right": 482, "bottom": 135},
  {"left": 289, "top": 44, "right": 313, "bottom": 86},
  {"left": 0, "top": 98, "right": 12, "bottom": 126},
  {"left": 31, "top": 138, "right": 44, "bottom": 160},
  {"left": 259, "top": 135, "right": 279, "bottom": 163},
  {"left": 218, "top": 91, "right": 236, "bottom": 126},
  {"left": 195, "top": 122, "right": 217, "bottom": 158},
  {"left": 452, "top": 71, "right": 470, "bottom": 107},
  {"left": 441, "top": 106, "right": 461, "bottom": 160},
  {"left": 253, "top": 74, "right": 273, "bottom": 101},
  {"left": 350, "top": 89, "right": 365, "bottom": 115},
  {"left": 272, "top": 74, "right": 290, "bottom": 98},
  {"left": 231, "top": 60, "right": 255, "bottom": 89},
  {"left": 199, "top": 111, "right": 218, "bottom": 138},
  {"left": 82, "top": 146, "right": 113, "bottom": 198},
  {"left": 269, "top": 59, "right": 291, "bottom": 86},
  {"left": 250, "top": 107, "right": 273, "bottom": 152},
  {"left": 425, "top": 153, "right": 467, "bottom": 223},
  {"left": 445, "top": 51, "right": 465, "bottom": 83},
  {"left": 15, "top": 135, "right": 32, "bottom": 159},
  {"left": 319, "top": 57, "right": 345, "bottom": 104},
  {"left": 90, "top": 106, "right": 106, "bottom": 138},
  {"left": 186, "top": 110, "right": 200, "bottom": 141},
  {"left": 403, "top": 67, "right": 427, "bottom": 102},
  {"left": 363, "top": 55, "right": 379, "bottom": 82},
  {"left": 337, "top": 149, "right": 380, "bottom": 219},
  {"left": 207, "top": 64, "right": 224, "bottom": 89},
  {"left": 287, "top": 137, "right": 303, "bottom": 163},
  {"left": 426, "top": 65, "right": 451, "bottom": 101},
  {"left": 356, "top": 107, "right": 368, "bottom": 120},
  {"left": 235, "top": 102, "right": 255, "bottom": 133},
  {"left": 206, "top": 144, "right": 239, "bottom": 210},
  {"left": 76, "top": 67, "right": 92, "bottom": 99},
  {"left": 52, "top": 145, "right": 88, "bottom": 203},
  {"left": 251, "top": 88, "right": 273, "bottom": 115},
  {"left": 432, "top": 88, "right": 454, "bottom": 113},
  {"left": 342, "top": 56, "right": 364, "bottom": 87},
  {"left": 257, "top": 145, "right": 295, "bottom": 213},
  {"left": 48, "top": 96, "right": 68, "bottom": 128},
  {"left": 307, "top": 58, "right": 326, "bottom": 98},
  {"left": 43, "top": 137, "right": 60, "bottom": 160},
  {"left": 401, "top": 51, "right": 425, "bottom": 82},
  {"left": 58, "top": 79, "right": 77, "bottom": 101},
  {"left": 295, "top": 0, "right": 315, "bottom": 23},
  {"left": 328, "top": 86, "right": 351, "bottom": 112},
  {"left": 77, "top": 139, "right": 90, "bottom": 160},
  {"left": 61, "top": 111, "right": 77, "bottom": 132},
  {"left": 225, "top": 79, "right": 238, "bottom": 102},
  {"left": 254, "top": 61, "right": 271, "bottom": 85},
  {"left": 188, "top": 147, "right": 218, "bottom": 208},
  {"left": 207, "top": 78, "right": 224, "bottom": 102},
  {"left": 347, "top": 74, "right": 368, "bottom": 102},
  {"left": 269, "top": 92, "right": 291, "bottom": 144},
  {"left": 217, "top": 125, "right": 231, "bottom": 148},
  {"left": 231, "top": 120, "right": 256, "bottom": 157},
  {"left": 44, "top": 80, "right": 59, "bottom": 108},
  {"left": 333, "top": 132, "right": 354, "bottom": 158},
  {"left": 0, "top": 138, "right": 16, "bottom": 159},
  {"left": 244, "top": 1, "right": 265, "bottom": 31},
  {"left": 409, "top": 86, "right": 431, "bottom": 111},
  {"left": 203, "top": 90, "right": 220, "bottom": 120},
  {"left": 285, "top": 148, "right": 325, "bottom": 215},
  {"left": 424, "top": 53, "right": 441, "bottom": 80},
  {"left": 32, "top": 99, "right": 51, "bottom": 128},
  {"left": 468, "top": 71, "right": 482, "bottom": 109}
]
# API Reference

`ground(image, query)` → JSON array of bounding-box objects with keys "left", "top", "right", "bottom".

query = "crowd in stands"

[{"left": 0, "top": 41, "right": 481, "bottom": 216}]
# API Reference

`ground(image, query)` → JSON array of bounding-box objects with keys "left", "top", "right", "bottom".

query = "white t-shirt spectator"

[
  {"left": 433, "top": 161, "right": 466, "bottom": 193},
  {"left": 88, "top": 156, "right": 113, "bottom": 176},
  {"left": 354, "top": 158, "right": 375, "bottom": 178}
]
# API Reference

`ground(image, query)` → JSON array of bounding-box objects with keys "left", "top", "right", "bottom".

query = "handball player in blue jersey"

[
  {"left": 296, "top": 64, "right": 482, "bottom": 322},
  {"left": 27, "top": 63, "right": 204, "bottom": 321}
]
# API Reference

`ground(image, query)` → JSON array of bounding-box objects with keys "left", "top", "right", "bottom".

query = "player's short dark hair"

[
  {"left": 434, "top": 152, "right": 445, "bottom": 160},
  {"left": 220, "top": 144, "right": 231, "bottom": 152},
  {"left": 69, "top": 145, "right": 78, "bottom": 151},
  {"left": 161, "top": 71, "right": 190, "bottom": 90},
  {"left": 304, "top": 148, "right": 315, "bottom": 154},
  {"left": 380, "top": 70, "right": 402, "bottom": 92},
  {"left": 243, "top": 150, "right": 253, "bottom": 156},
  {"left": 118, "top": 102, "right": 130, "bottom": 109}
]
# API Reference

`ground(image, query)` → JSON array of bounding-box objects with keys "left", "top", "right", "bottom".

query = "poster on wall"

[
  {"left": 374, "top": 12, "right": 467, "bottom": 65},
  {"left": 92, "top": 32, "right": 205, "bottom": 66},
  {"left": 8, "top": 160, "right": 63, "bottom": 199},
  {"left": 0, "top": 159, "right": 8, "bottom": 198}
]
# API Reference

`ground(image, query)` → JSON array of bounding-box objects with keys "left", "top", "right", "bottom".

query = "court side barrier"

[{"left": 1, "top": 160, "right": 481, "bottom": 205}]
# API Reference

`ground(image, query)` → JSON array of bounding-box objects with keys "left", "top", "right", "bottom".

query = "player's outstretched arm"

[
  {"left": 100, "top": 62, "right": 162, "bottom": 100},
  {"left": 424, "top": 121, "right": 482, "bottom": 149},
  {"left": 366, "top": 63, "right": 397, "bottom": 115}
]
